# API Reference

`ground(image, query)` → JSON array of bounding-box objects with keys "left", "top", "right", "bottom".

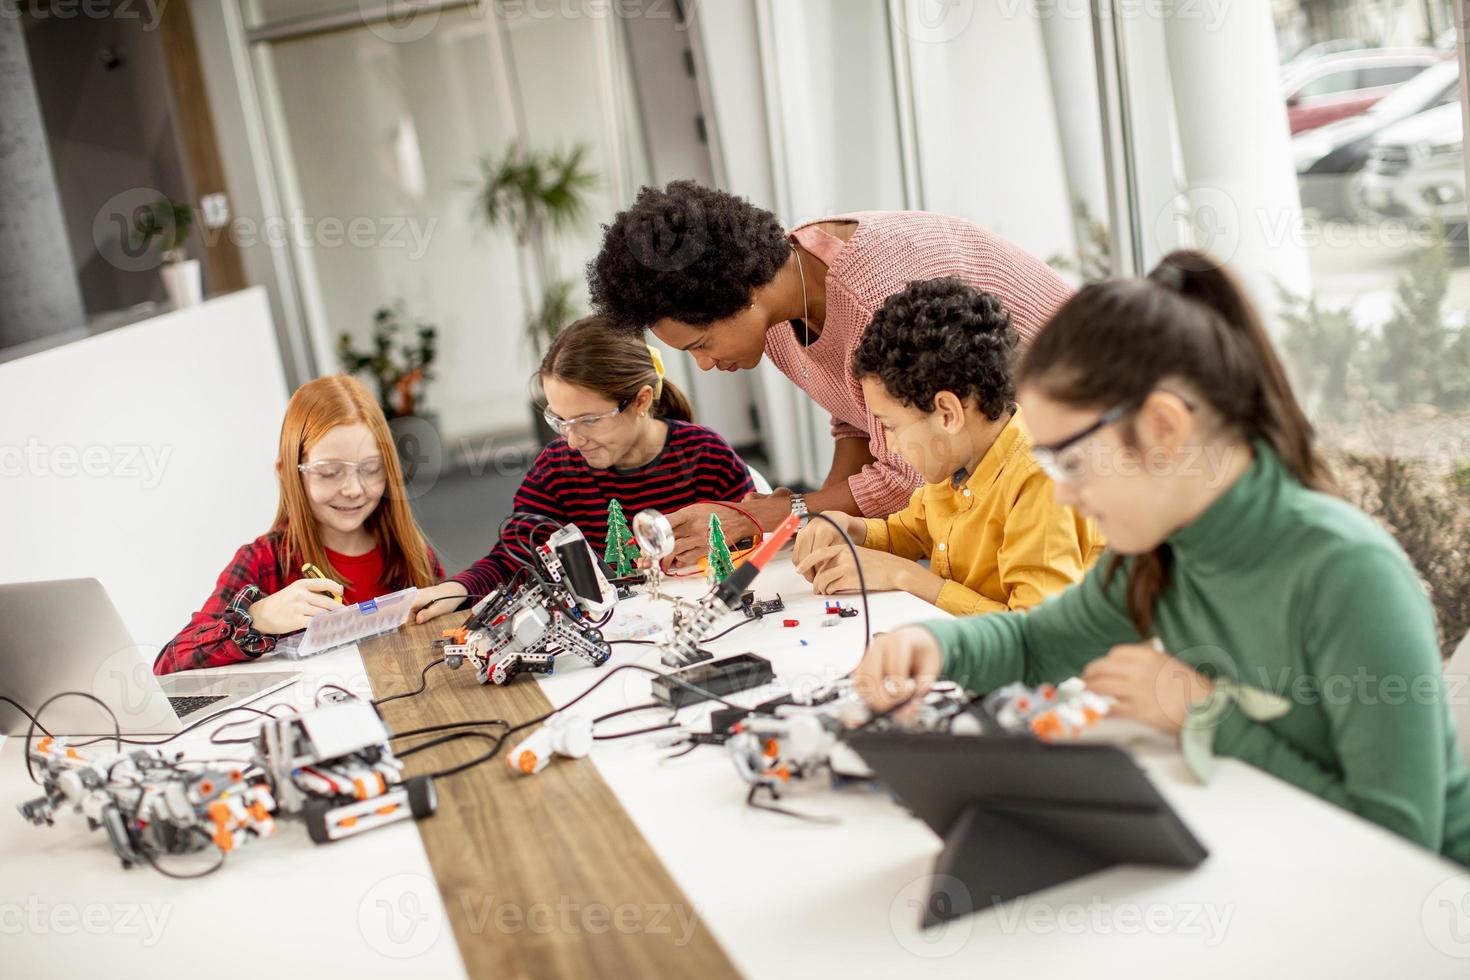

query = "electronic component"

[
  {"left": 980, "top": 677, "right": 1111, "bottom": 741},
  {"left": 655, "top": 514, "right": 801, "bottom": 668},
  {"left": 19, "top": 738, "right": 277, "bottom": 869},
  {"left": 649, "top": 653, "right": 776, "bottom": 709},
  {"left": 740, "top": 591, "right": 785, "bottom": 620},
  {"left": 506, "top": 713, "right": 593, "bottom": 774},
  {"left": 445, "top": 524, "right": 616, "bottom": 686},
  {"left": 256, "top": 698, "right": 436, "bottom": 844},
  {"left": 17, "top": 695, "right": 434, "bottom": 869}
]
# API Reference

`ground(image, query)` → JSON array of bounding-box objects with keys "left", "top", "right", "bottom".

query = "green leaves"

[
  {"left": 337, "top": 301, "right": 438, "bottom": 419},
  {"left": 473, "top": 143, "right": 597, "bottom": 243},
  {"left": 130, "top": 197, "right": 195, "bottom": 258}
]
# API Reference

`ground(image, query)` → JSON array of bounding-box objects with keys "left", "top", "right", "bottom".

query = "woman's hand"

[
  {"left": 1081, "top": 641, "right": 1214, "bottom": 735},
  {"left": 792, "top": 510, "right": 867, "bottom": 567},
  {"left": 412, "top": 581, "right": 470, "bottom": 625},
  {"left": 664, "top": 502, "right": 760, "bottom": 569},
  {"left": 247, "top": 578, "right": 344, "bottom": 636},
  {"left": 852, "top": 626, "right": 945, "bottom": 712}
]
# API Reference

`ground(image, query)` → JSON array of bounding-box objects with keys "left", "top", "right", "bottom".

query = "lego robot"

[
  {"left": 720, "top": 677, "right": 1112, "bottom": 804},
  {"left": 18, "top": 737, "right": 278, "bottom": 870},
  {"left": 18, "top": 696, "right": 436, "bottom": 868},
  {"left": 443, "top": 524, "right": 617, "bottom": 686},
  {"left": 256, "top": 697, "right": 436, "bottom": 844}
]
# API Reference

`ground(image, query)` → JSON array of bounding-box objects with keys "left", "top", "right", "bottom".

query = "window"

[
  {"left": 1296, "top": 69, "right": 1362, "bottom": 99},
  {"left": 1358, "top": 64, "right": 1430, "bottom": 90}
]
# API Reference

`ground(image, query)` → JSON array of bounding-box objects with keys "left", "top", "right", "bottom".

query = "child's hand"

[
  {"left": 412, "top": 581, "right": 470, "bottom": 624},
  {"left": 247, "top": 578, "right": 344, "bottom": 636},
  {"left": 792, "top": 511, "right": 866, "bottom": 567},
  {"left": 852, "top": 627, "right": 944, "bottom": 712},
  {"left": 1082, "top": 641, "right": 1214, "bottom": 735},
  {"left": 665, "top": 503, "right": 759, "bottom": 568},
  {"left": 796, "top": 543, "right": 942, "bottom": 603}
]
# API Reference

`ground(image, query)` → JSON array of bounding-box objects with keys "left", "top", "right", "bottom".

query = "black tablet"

[{"left": 848, "top": 732, "right": 1209, "bottom": 926}]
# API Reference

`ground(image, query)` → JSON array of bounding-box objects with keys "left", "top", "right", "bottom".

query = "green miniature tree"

[
  {"left": 707, "top": 513, "right": 735, "bottom": 583},
  {"left": 603, "top": 500, "right": 639, "bottom": 576}
]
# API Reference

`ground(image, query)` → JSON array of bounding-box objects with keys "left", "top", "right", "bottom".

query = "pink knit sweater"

[{"left": 763, "top": 211, "right": 1075, "bottom": 518}]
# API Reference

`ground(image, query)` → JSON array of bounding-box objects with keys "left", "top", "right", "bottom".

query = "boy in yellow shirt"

[{"left": 794, "top": 278, "right": 1102, "bottom": 616}]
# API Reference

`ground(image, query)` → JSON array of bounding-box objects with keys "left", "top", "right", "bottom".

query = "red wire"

[
  {"left": 659, "top": 499, "right": 766, "bottom": 576},
  {"left": 706, "top": 500, "right": 766, "bottom": 535}
]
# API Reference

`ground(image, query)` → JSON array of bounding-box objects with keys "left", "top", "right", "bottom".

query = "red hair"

[{"left": 270, "top": 375, "right": 438, "bottom": 592}]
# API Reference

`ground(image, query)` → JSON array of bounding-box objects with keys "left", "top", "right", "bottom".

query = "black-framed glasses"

[
  {"left": 542, "top": 397, "right": 632, "bottom": 436},
  {"left": 1030, "top": 391, "right": 1197, "bottom": 485},
  {"left": 1029, "top": 402, "right": 1137, "bottom": 486}
]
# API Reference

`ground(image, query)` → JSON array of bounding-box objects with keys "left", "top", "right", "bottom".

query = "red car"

[{"left": 1283, "top": 48, "right": 1450, "bottom": 135}]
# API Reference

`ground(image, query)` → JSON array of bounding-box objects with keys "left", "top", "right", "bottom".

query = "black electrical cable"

[
  {"left": 136, "top": 826, "right": 229, "bottom": 880},
  {"left": 590, "top": 700, "right": 678, "bottom": 740},
  {"left": 745, "top": 784, "right": 839, "bottom": 825},
  {"left": 61, "top": 701, "right": 294, "bottom": 751},
  {"left": 594, "top": 722, "right": 679, "bottom": 741},
  {"left": 373, "top": 657, "right": 446, "bottom": 707},
  {"left": 314, "top": 684, "right": 357, "bottom": 706},
  {"left": 1, "top": 696, "right": 51, "bottom": 738},
  {"left": 200, "top": 703, "right": 299, "bottom": 746},
  {"left": 397, "top": 727, "right": 514, "bottom": 780},
  {"left": 804, "top": 511, "right": 872, "bottom": 652},
  {"left": 24, "top": 692, "right": 122, "bottom": 785}
]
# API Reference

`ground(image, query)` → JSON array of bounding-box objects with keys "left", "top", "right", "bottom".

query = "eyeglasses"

[
  {"left": 1030, "top": 402, "right": 1136, "bottom": 486},
  {"left": 542, "top": 397, "right": 631, "bottom": 436},
  {"left": 297, "top": 457, "right": 387, "bottom": 486},
  {"left": 1030, "top": 391, "right": 1197, "bottom": 485}
]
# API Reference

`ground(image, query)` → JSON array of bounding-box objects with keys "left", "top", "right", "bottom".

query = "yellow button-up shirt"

[{"left": 862, "top": 409, "right": 1104, "bottom": 617}]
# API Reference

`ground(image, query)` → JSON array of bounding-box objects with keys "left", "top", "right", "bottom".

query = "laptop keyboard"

[{"left": 168, "top": 694, "right": 229, "bottom": 718}]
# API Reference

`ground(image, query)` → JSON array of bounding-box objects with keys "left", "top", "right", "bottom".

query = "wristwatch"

[{"left": 789, "top": 492, "right": 811, "bottom": 527}]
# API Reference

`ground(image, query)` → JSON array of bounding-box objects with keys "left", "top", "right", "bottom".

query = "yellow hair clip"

[{"left": 646, "top": 344, "right": 665, "bottom": 399}]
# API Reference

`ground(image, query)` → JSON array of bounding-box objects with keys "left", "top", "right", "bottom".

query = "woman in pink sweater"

[{"left": 590, "top": 180, "right": 1073, "bottom": 565}]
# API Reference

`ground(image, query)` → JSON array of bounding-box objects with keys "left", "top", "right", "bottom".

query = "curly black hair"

[
  {"left": 588, "top": 180, "right": 791, "bottom": 329},
  {"left": 852, "top": 278, "right": 1018, "bottom": 419}
]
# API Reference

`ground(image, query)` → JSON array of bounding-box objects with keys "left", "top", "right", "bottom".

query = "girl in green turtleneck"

[{"left": 855, "top": 250, "right": 1470, "bottom": 866}]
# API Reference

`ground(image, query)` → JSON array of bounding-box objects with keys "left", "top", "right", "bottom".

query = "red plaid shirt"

[{"left": 153, "top": 530, "right": 442, "bottom": 674}]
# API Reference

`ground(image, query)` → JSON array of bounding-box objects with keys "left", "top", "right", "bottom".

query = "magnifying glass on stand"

[{"left": 633, "top": 509, "right": 676, "bottom": 602}]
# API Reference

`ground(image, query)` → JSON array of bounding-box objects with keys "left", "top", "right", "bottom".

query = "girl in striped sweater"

[{"left": 411, "top": 317, "right": 756, "bottom": 623}]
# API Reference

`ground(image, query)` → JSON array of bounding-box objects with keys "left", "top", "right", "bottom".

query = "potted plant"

[
  {"left": 472, "top": 143, "right": 597, "bottom": 440},
  {"left": 338, "top": 303, "right": 441, "bottom": 483},
  {"left": 131, "top": 197, "right": 200, "bottom": 308}
]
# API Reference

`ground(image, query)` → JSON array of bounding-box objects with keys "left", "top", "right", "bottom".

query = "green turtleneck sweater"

[{"left": 922, "top": 440, "right": 1470, "bottom": 866}]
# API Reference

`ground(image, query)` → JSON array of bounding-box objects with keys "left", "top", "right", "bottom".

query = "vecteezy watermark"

[
  {"left": 0, "top": 439, "right": 172, "bottom": 489},
  {"left": 991, "top": 895, "right": 1235, "bottom": 944},
  {"left": 890, "top": 0, "right": 976, "bottom": 45},
  {"left": 997, "top": 0, "right": 1231, "bottom": 31},
  {"left": 458, "top": 894, "right": 703, "bottom": 944},
  {"left": 0, "top": 0, "right": 168, "bottom": 28},
  {"left": 358, "top": 873, "right": 445, "bottom": 959},
  {"left": 1422, "top": 874, "right": 1470, "bottom": 959},
  {"left": 889, "top": 873, "right": 1235, "bottom": 958},
  {"left": 0, "top": 898, "right": 173, "bottom": 947},
  {"left": 197, "top": 214, "right": 437, "bottom": 262},
  {"left": 92, "top": 187, "right": 437, "bottom": 273}
]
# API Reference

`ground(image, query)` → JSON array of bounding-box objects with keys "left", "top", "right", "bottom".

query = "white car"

[{"left": 1355, "top": 101, "right": 1468, "bottom": 239}]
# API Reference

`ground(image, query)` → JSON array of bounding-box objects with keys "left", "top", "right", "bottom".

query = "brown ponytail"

[
  {"left": 538, "top": 316, "right": 695, "bottom": 423},
  {"left": 1019, "top": 250, "right": 1335, "bottom": 636}
]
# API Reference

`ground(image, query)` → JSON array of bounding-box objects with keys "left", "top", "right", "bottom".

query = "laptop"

[{"left": 0, "top": 578, "right": 300, "bottom": 736}]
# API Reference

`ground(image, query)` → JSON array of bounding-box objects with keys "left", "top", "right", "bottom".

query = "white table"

[
  {"left": 537, "top": 560, "right": 1470, "bottom": 978},
  {"left": 0, "top": 645, "right": 468, "bottom": 980},
  {"left": 3, "top": 559, "right": 1469, "bottom": 978}
]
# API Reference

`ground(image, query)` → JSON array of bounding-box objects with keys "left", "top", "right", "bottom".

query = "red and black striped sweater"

[{"left": 449, "top": 420, "right": 755, "bottom": 599}]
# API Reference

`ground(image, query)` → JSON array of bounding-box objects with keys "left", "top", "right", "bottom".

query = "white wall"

[
  {"left": 0, "top": 288, "right": 290, "bottom": 652},
  {"left": 904, "top": 3, "right": 1078, "bottom": 264}
]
